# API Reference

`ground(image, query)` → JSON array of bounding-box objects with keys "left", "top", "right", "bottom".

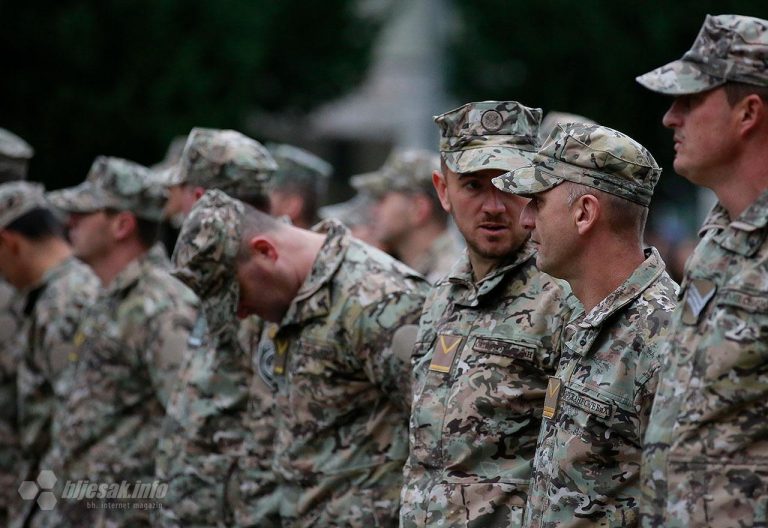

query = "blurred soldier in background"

[
  {"left": 173, "top": 189, "right": 428, "bottom": 526},
  {"left": 400, "top": 101, "right": 567, "bottom": 527},
  {"left": 36, "top": 157, "right": 198, "bottom": 527},
  {"left": 0, "top": 182, "right": 98, "bottom": 527},
  {"left": 370, "top": 148, "right": 463, "bottom": 284},
  {"left": 636, "top": 14, "right": 768, "bottom": 528},
  {"left": 494, "top": 123, "right": 677, "bottom": 527},
  {"left": 266, "top": 142, "right": 332, "bottom": 229},
  {"left": 154, "top": 127, "right": 281, "bottom": 527},
  {"left": 0, "top": 128, "right": 34, "bottom": 526}
]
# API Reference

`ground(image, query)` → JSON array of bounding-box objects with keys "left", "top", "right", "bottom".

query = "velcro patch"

[
  {"left": 472, "top": 338, "right": 535, "bottom": 362},
  {"left": 543, "top": 377, "right": 561, "bottom": 420},
  {"left": 561, "top": 388, "right": 612, "bottom": 419},
  {"left": 429, "top": 334, "right": 464, "bottom": 373}
]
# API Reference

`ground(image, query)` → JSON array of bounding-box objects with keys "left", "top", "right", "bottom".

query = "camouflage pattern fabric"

[
  {"left": 350, "top": 170, "right": 390, "bottom": 200},
  {"left": 0, "top": 128, "right": 33, "bottom": 182},
  {"left": 524, "top": 248, "right": 678, "bottom": 528},
  {"left": 492, "top": 123, "right": 662, "bottom": 207},
  {"left": 47, "top": 156, "right": 167, "bottom": 221},
  {"left": 538, "top": 112, "right": 597, "bottom": 143},
  {"left": 640, "top": 193, "right": 768, "bottom": 528},
  {"left": 400, "top": 241, "right": 568, "bottom": 528},
  {"left": 158, "top": 194, "right": 278, "bottom": 527},
  {"left": 636, "top": 14, "right": 768, "bottom": 95},
  {"left": 0, "top": 281, "right": 21, "bottom": 527},
  {"left": 0, "top": 182, "right": 48, "bottom": 228},
  {"left": 35, "top": 250, "right": 198, "bottom": 527},
  {"left": 372, "top": 148, "right": 440, "bottom": 194},
  {"left": 267, "top": 142, "right": 332, "bottom": 194},
  {"left": 434, "top": 101, "right": 541, "bottom": 174},
  {"left": 10, "top": 258, "right": 99, "bottom": 527},
  {"left": 410, "top": 230, "right": 463, "bottom": 285}
]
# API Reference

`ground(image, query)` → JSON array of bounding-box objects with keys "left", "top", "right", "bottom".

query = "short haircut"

[
  {"left": 724, "top": 82, "right": 768, "bottom": 107},
  {"left": 4, "top": 208, "right": 64, "bottom": 240},
  {"left": 235, "top": 192, "right": 271, "bottom": 214},
  {"left": 237, "top": 200, "right": 283, "bottom": 261},
  {"left": 103, "top": 208, "right": 160, "bottom": 249},
  {"left": 563, "top": 182, "right": 648, "bottom": 241},
  {"left": 271, "top": 181, "right": 320, "bottom": 226}
]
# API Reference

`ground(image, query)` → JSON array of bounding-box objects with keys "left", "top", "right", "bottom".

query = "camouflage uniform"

[
  {"left": 0, "top": 129, "right": 33, "bottom": 525},
  {"left": 636, "top": 15, "right": 768, "bottom": 528},
  {"left": 154, "top": 128, "right": 280, "bottom": 527},
  {"left": 41, "top": 157, "right": 198, "bottom": 527},
  {"left": 172, "top": 190, "right": 429, "bottom": 527},
  {"left": 493, "top": 123, "right": 679, "bottom": 527},
  {"left": 267, "top": 142, "right": 333, "bottom": 223},
  {"left": 400, "top": 101, "right": 567, "bottom": 528}
]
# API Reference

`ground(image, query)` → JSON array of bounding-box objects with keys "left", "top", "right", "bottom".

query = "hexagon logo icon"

[{"left": 18, "top": 469, "right": 58, "bottom": 510}]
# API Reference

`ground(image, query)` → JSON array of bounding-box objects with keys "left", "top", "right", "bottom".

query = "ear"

[
  {"left": 410, "top": 193, "right": 432, "bottom": 225},
  {"left": 247, "top": 235, "right": 278, "bottom": 264},
  {"left": 0, "top": 230, "right": 21, "bottom": 255},
  {"left": 736, "top": 93, "right": 765, "bottom": 137},
  {"left": 432, "top": 170, "right": 451, "bottom": 213},
  {"left": 282, "top": 194, "right": 305, "bottom": 221},
  {"left": 111, "top": 211, "right": 137, "bottom": 241},
  {"left": 572, "top": 194, "right": 600, "bottom": 235}
]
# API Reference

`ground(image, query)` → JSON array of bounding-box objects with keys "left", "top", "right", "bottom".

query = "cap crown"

[
  {"left": 0, "top": 181, "right": 47, "bottom": 228},
  {"left": 379, "top": 149, "right": 439, "bottom": 192},
  {"left": 180, "top": 128, "right": 277, "bottom": 195}
]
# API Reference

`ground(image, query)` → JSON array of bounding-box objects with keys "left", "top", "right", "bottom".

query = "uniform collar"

[
  {"left": 281, "top": 219, "right": 348, "bottom": 326},
  {"left": 102, "top": 250, "right": 153, "bottom": 299},
  {"left": 579, "top": 247, "right": 666, "bottom": 329},
  {"left": 702, "top": 190, "right": 768, "bottom": 257}
]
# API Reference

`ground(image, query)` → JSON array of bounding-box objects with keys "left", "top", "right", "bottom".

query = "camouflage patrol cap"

[
  {"left": 164, "top": 128, "right": 277, "bottom": 198},
  {"left": 492, "top": 123, "right": 661, "bottom": 207},
  {"left": 171, "top": 189, "right": 244, "bottom": 333},
  {"left": 350, "top": 170, "right": 389, "bottom": 199},
  {"left": 0, "top": 128, "right": 34, "bottom": 181},
  {"left": 434, "top": 101, "right": 541, "bottom": 174},
  {"left": 637, "top": 14, "right": 768, "bottom": 95},
  {"left": 318, "top": 194, "right": 372, "bottom": 227},
  {"left": 0, "top": 181, "right": 48, "bottom": 229},
  {"left": 267, "top": 143, "right": 332, "bottom": 192},
  {"left": 375, "top": 148, "right": 440, "bottom": 194},
  {"left": 47, "top": 156, "right": 166, "bottom": 221},
  {"left": 539, "top": 111, "right": 597, "bottom": 143}
]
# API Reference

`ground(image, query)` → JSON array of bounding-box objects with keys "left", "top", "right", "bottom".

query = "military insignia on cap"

[
  {"left": 481, "top": 110, "right": 503, "bottom": 132},
  {"left": 682, "top": 279, "right": 716, "bottom": 325}
]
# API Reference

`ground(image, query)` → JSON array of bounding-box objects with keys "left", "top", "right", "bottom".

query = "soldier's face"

[
  {"left": 68, "top": 211, "right": 114, "bottom": 265},
  {"left": 662, "top": 87, "right": 740, "bottom": 186},
  {"left": 166, "top": 184, "right": 200, "bottom": 218},
  {"left": 372, "top": 191, "right": 415, "bottom": 248},
  {"left": 519, "top": 184, "right": 577, "bottom": 279},
  {"left": 435, "top": 167, "right": 529, "bottom": 265}
]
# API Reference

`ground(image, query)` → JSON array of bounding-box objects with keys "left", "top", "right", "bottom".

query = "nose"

[
  {"left": 519, "top": 202, "right": 536, "bottom": 231},
  {"left": 662, "top": 98, "right": 683, "bottom": 129},
  {"left": 482, "top": 187, "right": 507, "bottom": 214}
]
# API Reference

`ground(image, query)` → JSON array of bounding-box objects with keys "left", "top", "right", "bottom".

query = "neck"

[
  {"left": 468, "top": 251, "right": 504, "bottom": 282},
  {"left": 22, "top": 239, "right": 72, "bottom": 290},
  {"left": 395, "top": 221, "right": 446, "bottom": 271},
  {"left": 709, "top": 138, "right": 768, "bottom": 219},
  {"left": 566, "top": 237, "right": 645, "bottom": 313},
  {"left": 284, "top": 226, "right": 327, "bottom": 290},
  {"left": 90, "top": 239, "right": 148, "bottom": 287}
]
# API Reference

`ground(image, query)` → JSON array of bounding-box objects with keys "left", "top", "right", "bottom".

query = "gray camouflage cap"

[
  {"left": 0, "top": 128, "right": 34, "bottom": 181},
  {"left": 162, "top": 128, "right": 277, "bottom": 198},
  {"left": 637, "top": 14, "right": 768, "bottom": 95},
  {"left": 374, "top": 148, "right": 440, "bottom": 194},
  {"left": 0, "top": 181, "right": 48, "bottom": 229},
  {"left": 171, "top": 189, "right": 244, "bottom": 334},
  {"left": 267, "top": 143, "right": 333, "bottom": 192},
  {"left": 350, "top": 170, "right": 389, "bottom": 199},
  {"left": 434, "top": 101, "right": 541, "bottom": 174},
  {"left": 47, "top": 156, "right": 167, "bottom": 221},
  {"left": 492, "top": 123, "right": 661, "bottom": 207},
  {"left": 318, "top": 194, "right": 373, "bottom": 227}
]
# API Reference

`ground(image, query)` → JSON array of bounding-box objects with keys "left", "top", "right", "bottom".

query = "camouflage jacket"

[
  {"left": 411, "top": 230, "right": 464, "bottom": 285},
  {"left": 16, "top": 257, "right": 98, "bottom": 471},
  {"left": 48, "top": 250, "right": 197, "bottom": 526},
  {"left": 400, "top": 240, "right": 568, "bottom": 528},
  {"left": 0, "top": 281, "right": 21, "bottom": 525},
  {"left": 640, "top": 194, "right": 768, "bottom": 528},
  {"left": 525, "top": 248, "right": 677, "bottom": 528},
  {"left": 273, "top": 220, "right": 428, "bottom": 527}
]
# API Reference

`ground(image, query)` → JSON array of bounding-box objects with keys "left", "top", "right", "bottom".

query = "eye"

[{"left": 463, "top": 179, "right": 481, "bottom": 190}]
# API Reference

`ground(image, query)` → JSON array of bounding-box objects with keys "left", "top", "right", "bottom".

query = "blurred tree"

[
  {"left": 449, "top": 0, "right": 768, "bottom": 232},
  {"left": 0, "top": 0, "right": 381, "bottom": 187}
]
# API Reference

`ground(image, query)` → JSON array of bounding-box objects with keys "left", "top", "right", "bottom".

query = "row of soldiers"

[{"left": 0, "top": 12, "right": 766, "bottom": 528}]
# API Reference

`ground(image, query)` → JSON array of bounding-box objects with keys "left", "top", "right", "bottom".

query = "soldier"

[
  {"left": 267, "top": 142, "right": 332, "bottom": 229},
  {"left": 172, "top": 189, "right": 428, "bottom": 526},
  {"left": 399, "top": 101, "right": 568, "bottom": 527},
  {"left": 370, "top": 148, "right": 463, "bottom": 284},
  {"left": 635, "top": 14, "right": 768, "bottom": 527},
  {"left": 493, "top": 123, "right": 678, "bottom": 527},
  {"left": 0, "top": 128, "right": 34, "bottom": 526},
  {"left": 154, "top": 127, "right": 281, "bottom": 527},
  {"left": 40, "top": 156, "right": 198, "bottom": 526},
  {"left": 0, "top": 182, "right": 98, "bottom": 526}
]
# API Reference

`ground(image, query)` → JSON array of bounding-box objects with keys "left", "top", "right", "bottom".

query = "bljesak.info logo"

[{"left": 19, "top": 470, "right": 167, "bottom": 512}]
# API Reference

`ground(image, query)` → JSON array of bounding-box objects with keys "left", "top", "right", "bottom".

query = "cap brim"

[
  {"left": 492, "top": 165, "right": 563, "bottom": 197},
  {"left": 636, "top": 59, "right": 726, "bottom": 95},
  {"left": 443, "top": 147, "right": 535, "bottom": 174},
  {"left": 152, "top": 165, "right": 184, "bottom": 187},
  {"left": 46, "top": 182, "right": 105, "bottom": 214}
]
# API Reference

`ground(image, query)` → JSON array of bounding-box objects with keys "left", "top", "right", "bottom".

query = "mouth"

[{"left": 478, "top": 223, "right": 508, "bottom": 234}]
